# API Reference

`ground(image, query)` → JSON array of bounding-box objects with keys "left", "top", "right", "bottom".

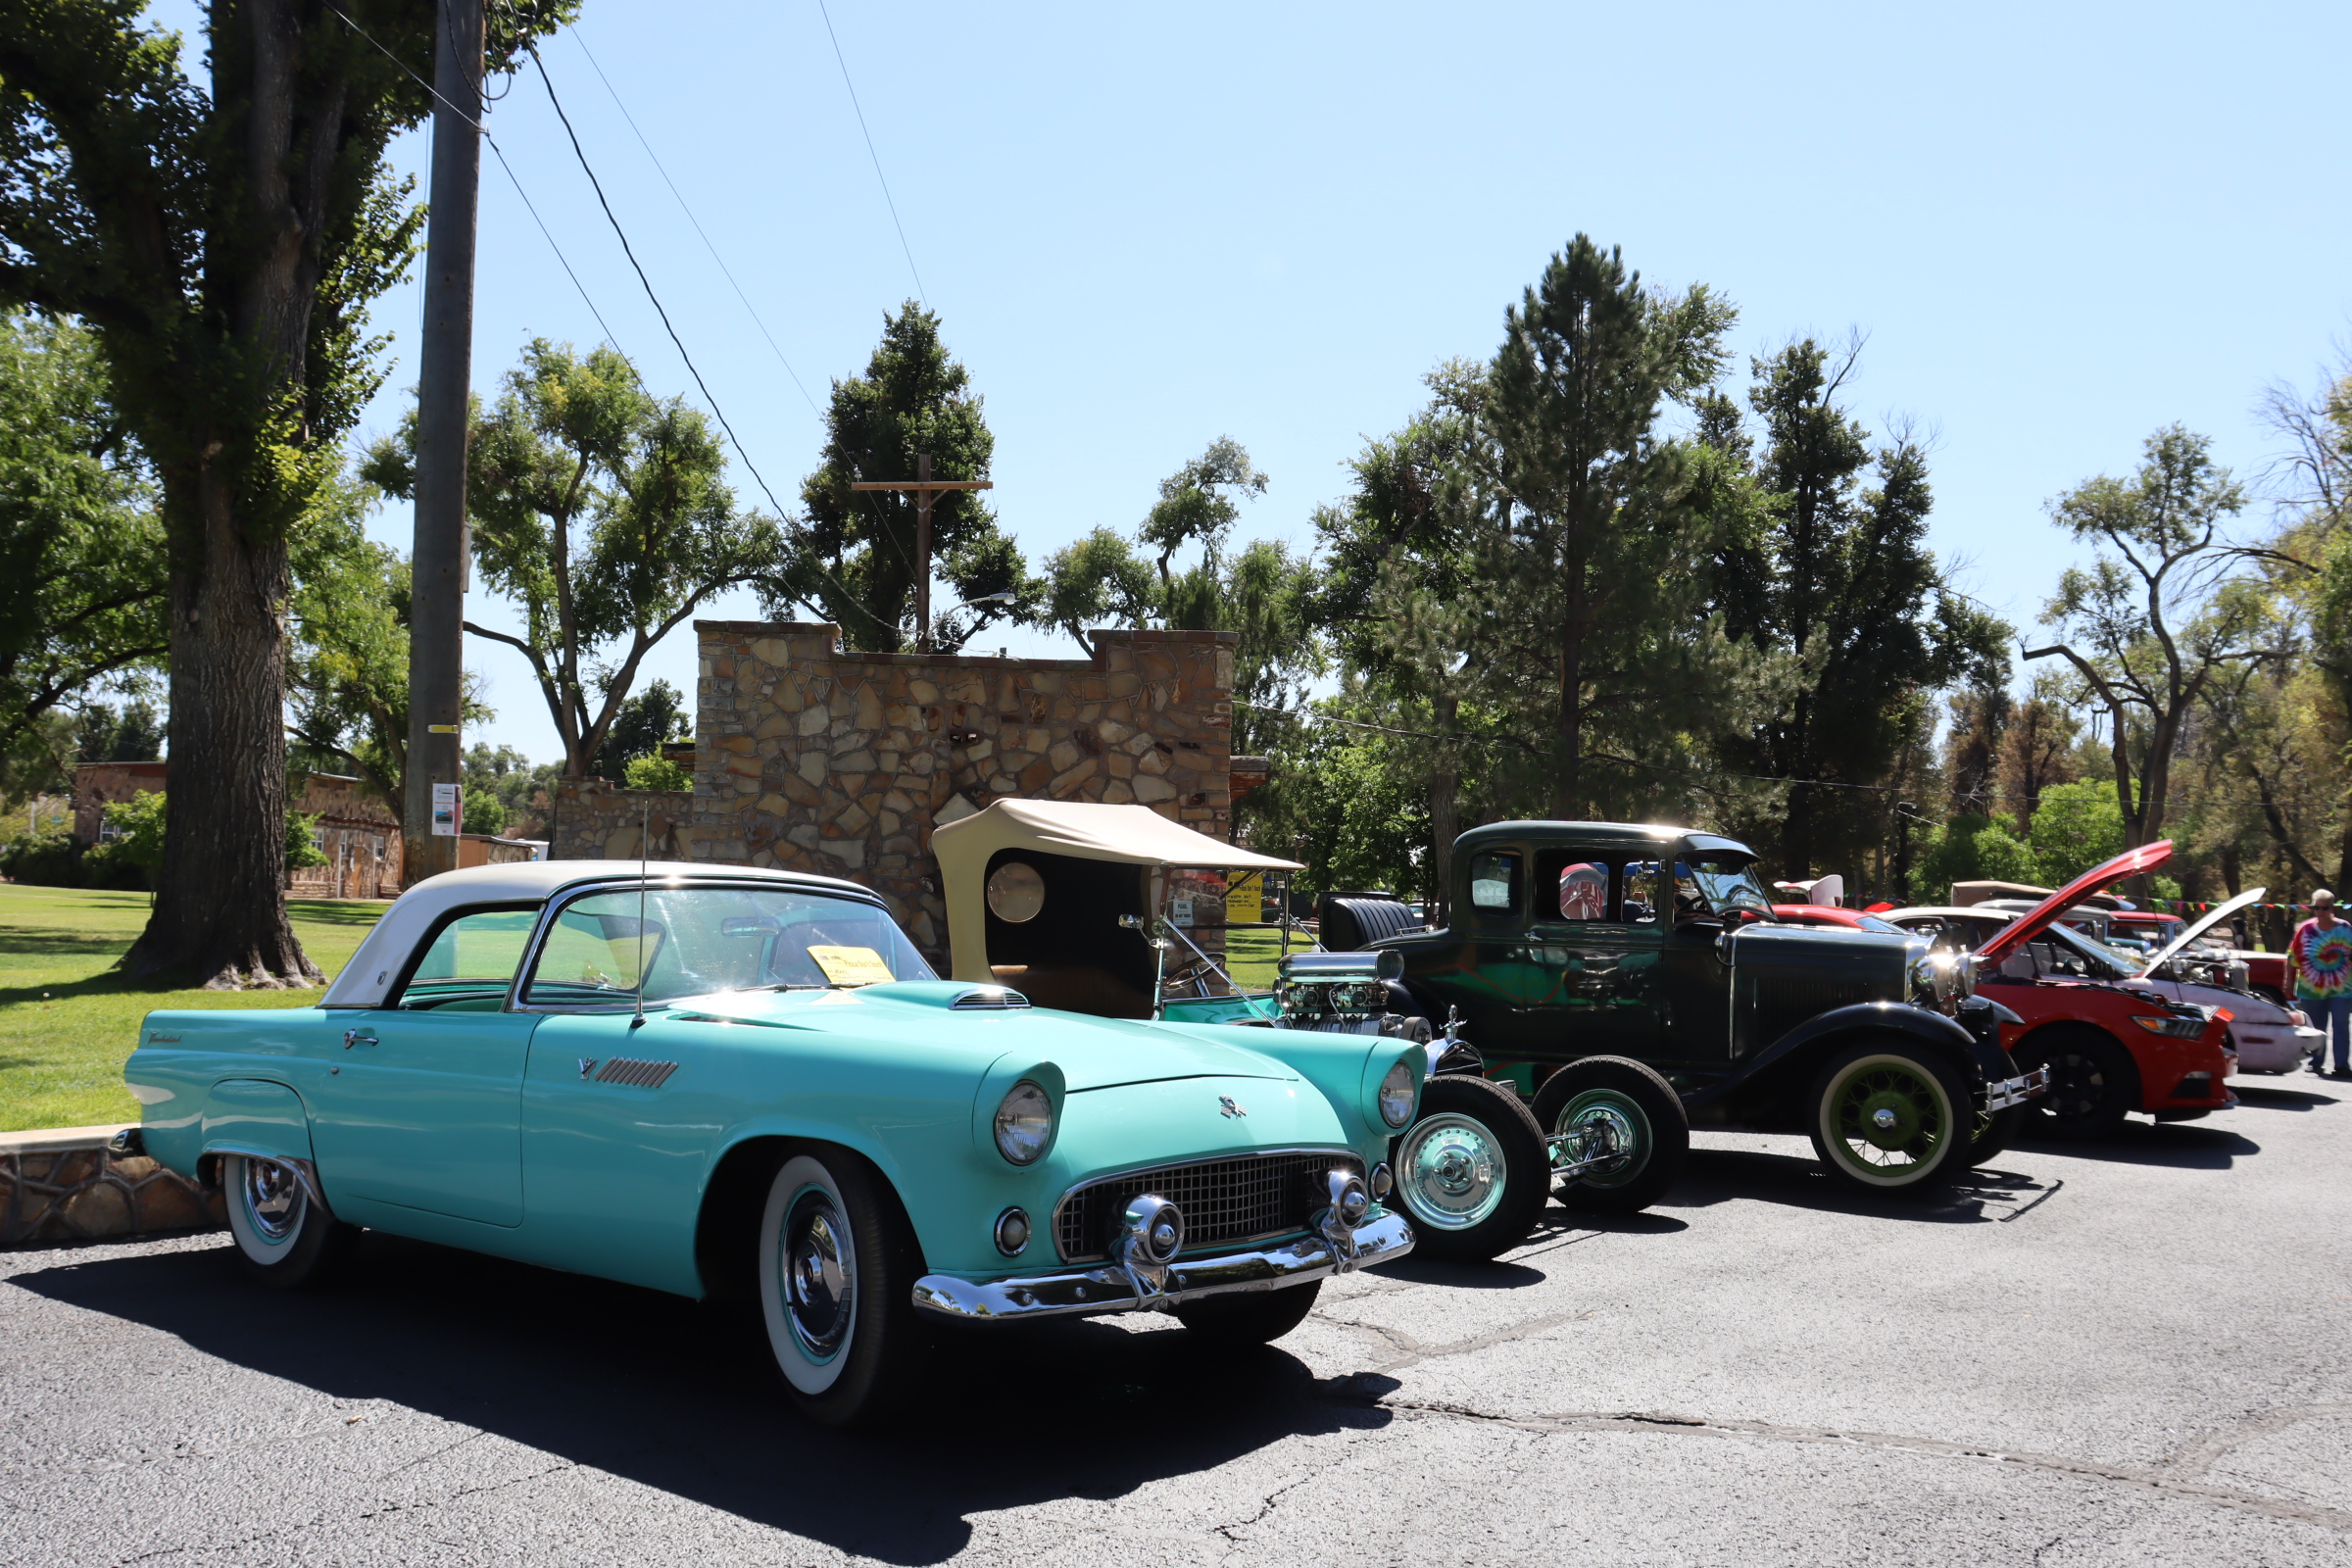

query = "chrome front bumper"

[
  {"left": 1984, "top": 1067, "right": 2050, "bottom": 1113},
  {"left": 909, "top": 1208, "right": 1415, "bottom": 1324}
]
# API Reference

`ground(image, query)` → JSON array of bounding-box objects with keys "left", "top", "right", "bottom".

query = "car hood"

[
  {"left": 1974, "top": 840, "right": 2174, "bottom": 966},
  {"left": 663, "top": 983, "right": 1297, "bottom": 1091},
  {"left": 2141, "top": 887, "right": 2265, "bottom": 974}
]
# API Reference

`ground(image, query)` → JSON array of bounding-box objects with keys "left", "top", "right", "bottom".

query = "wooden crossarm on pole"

[{"left": 845, "top": 454, "right": 996, "bottom": 650}]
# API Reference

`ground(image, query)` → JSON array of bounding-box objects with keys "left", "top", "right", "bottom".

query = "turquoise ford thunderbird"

[{"left": 117, "top": 860, "right": 1419, "bottom": 1424}]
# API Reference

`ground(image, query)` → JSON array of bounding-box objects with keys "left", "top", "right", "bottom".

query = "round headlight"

[
  {"left": 993, "top": 1080, "right": 1054, "bottom": 1165},
  {"left": 1378, "top": 1058, "right": 1416, "bottom": 1128}
]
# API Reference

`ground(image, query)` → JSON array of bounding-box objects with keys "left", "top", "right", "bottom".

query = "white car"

[{"left": 1885, "top": 889, "right": 2319, "bottom": 1076}]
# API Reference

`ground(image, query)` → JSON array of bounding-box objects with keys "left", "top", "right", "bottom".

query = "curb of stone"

[{"left": 0, "top": 1124, "right": 223, "bottom": 1248}]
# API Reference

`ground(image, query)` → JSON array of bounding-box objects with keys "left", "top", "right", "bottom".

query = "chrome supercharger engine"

[{"left": 1269, "top": 951, "right": 1483, "bottom": 1075}]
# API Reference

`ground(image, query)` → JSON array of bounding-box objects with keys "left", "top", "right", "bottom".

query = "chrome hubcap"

[
  {"left": 781, "top": 1189, "right": 856, "bottom": 1362},
  {"left": 1555, "top": 1089, "right": 1647, "bottom": 1189},
  {"left": 241, "top": 1158, "right": 302, "bottom": 1243},
  {"left": 1398, "top": 1113, "right": 1505, "bottom": 1230}
]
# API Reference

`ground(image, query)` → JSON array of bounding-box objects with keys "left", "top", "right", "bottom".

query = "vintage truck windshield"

[
  {"left": 1631, "top": 856, "right": 1772, "bottom": 919},
  {"left": 521, "top": 884, "right": 936, "bottom": 1009}
]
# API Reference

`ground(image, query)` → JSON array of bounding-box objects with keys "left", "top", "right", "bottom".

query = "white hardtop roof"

[
  {"left": 1886, "top": 906, "right": 2013, "bottom": 921},
  {"left": 321, "top": 859, "right": 868, "bottom": 1007}
]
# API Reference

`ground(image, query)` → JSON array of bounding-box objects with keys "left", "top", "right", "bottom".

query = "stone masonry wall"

[
  {"left": 1, "top": 1146, "right": 222, "bottom": 1246},
  {"left": 547, "top": 777, "right": 696, "bottom": 863},
  {"left": 690, "top": 622, "right": 1237, "bottom": 963}
]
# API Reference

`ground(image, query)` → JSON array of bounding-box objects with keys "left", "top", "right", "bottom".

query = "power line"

[
  {"left": 564, "top": 24, "right": 822, "bottom": 419},
  {"left": 325, "top": 3, "right": 624, "bottom": 353},
  {"left": 525, "top": 42, "right": 793, "bottom": 523},
  {"left": 813, "top": 0, "right": 927, "bottom": 306}
]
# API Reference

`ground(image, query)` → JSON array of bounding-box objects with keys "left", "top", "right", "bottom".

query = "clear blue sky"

[{"left": 168, "top": 1, "right": 2352, "bottom": 762}]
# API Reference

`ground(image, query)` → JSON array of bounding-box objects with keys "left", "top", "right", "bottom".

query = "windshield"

[
  {"left": 2043, "top": 920, "right": 2144, "bottom": 980},
  {"left": 1847, "top": 912, "right": 1905, "bottom": 934},
  {"left": 520, "top": 883, "right": 936, "bottom": 1009},
  {"left": 1678, "top": 855, "right": 1772, "bottom": 917}
]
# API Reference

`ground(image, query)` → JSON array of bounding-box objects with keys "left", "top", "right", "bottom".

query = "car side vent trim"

[
  {"left": 596, "top": 1056, "right": 680, "bottom": 1089},
  {"left": 952, "top": 986, "right": 1031, "bottom": 1009}
]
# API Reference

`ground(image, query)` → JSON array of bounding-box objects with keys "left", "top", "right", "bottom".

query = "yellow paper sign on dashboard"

[{"left": 808, "top": 945, "right": 895, "bottom": 987}]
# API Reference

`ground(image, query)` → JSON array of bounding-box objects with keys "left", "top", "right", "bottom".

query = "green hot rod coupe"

[
  {"left": 117, "top": 860, "right": 1419, "bottom": 1425},
  {"left": 1344, "top": 821, "right": 2050, "bottom": 1254}
]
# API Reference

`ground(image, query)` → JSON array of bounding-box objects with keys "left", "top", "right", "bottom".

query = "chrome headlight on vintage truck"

[{"left": 1908, "top": 948, "right": 1976, "bottom": 1015}]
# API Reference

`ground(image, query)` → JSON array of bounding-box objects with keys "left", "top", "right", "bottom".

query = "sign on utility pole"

[
  {"left": 404, "top": 0, "right": 485, "bottom": 887},
  {"left": 850, "top": 455, "right": 993, "bottom": 651}
]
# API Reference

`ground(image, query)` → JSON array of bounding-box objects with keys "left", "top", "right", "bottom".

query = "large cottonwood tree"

[{"left": 0, "top": 1, "right": 567, "bottom": 985}]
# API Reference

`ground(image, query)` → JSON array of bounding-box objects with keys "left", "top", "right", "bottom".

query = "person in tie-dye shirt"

[{"left": 2292, "top": 889, "right": 2352, "bottom": 1075}]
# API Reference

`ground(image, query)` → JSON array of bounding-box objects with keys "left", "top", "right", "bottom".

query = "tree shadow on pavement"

[
  {"left": 10, "top": 1232, "right": 1387, "bottom": 1565},
  {"left": 1660, "top": 1147, "right": 2056, "bottom": 1224}
]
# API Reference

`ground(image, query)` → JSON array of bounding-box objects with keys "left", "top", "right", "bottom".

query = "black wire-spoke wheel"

[
  {"left": 2013, "top": 1028, "right": 2139, "bottom": 1140},
  {"left": 1806, "top": 1043, "right": 1972, "bottom": 1194}
]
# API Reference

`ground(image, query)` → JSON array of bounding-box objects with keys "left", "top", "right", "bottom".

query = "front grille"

[
  {"left": 1745, "top": 974, "right": 1883, "bottom": 1050},
  {"left": 1054, "top": 1151, "right": 1362, "bottom": 1263}
]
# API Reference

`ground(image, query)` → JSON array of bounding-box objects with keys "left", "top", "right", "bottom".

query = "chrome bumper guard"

[
  {"left": 1983, "top": 1066, "right": 2050, "bottom": 1113},
  {"left": 909, "top": 1207, "right": 1415, "bottom": 1324}
]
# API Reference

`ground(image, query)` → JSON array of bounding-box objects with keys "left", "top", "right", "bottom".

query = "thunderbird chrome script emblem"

[{"left": 1219, "top": 1095, "right": 1247, "bottom": 1118}]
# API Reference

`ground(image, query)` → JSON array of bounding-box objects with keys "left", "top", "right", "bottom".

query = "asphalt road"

[{"left": 7, "top": 1082, "right": 2352, "bottom": 1567}]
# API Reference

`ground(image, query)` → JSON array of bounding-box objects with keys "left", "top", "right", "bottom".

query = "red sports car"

[{"left": 1886, "top": 843, "right": 2237, "bottom": 1138}]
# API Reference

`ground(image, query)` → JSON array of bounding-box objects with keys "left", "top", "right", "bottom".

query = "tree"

[
  {"left": 463, "top": 742, "right": 558, "bottom": 838},
  {"left": 2028, "top": 426, "right": 2262, "bottom": 882},
  {"left": 368, "top": 340, "right": 784, "bottom": 780},
  {"left": 788, "top": 304, "right": 1024, "bottom": 653},
  {"left": 591, "top": 678, "right": 689, "bottom": 782},
  {"left": 0, "top": 2, "right": 568, "bottom": 985},
  {"left": 1715, "top": 339, "right": 2008, "bottom": 879},
  {"left": 74, "top": 699, "right": 166, "bottom": 762},
  {"left": 2026, "top": 780, "right": 2125, "bottom": 885},
  {"left": 1942, "top": 683, "right": 2010, "bottom": 818},
  {"left": 0, "top": 312, "right": 167, "bottom": 780},
  {"left": 1910, "top": 812, "right": 2035, "bottom": 903},
  {"left": 1483, "top": 235, "right": 1738, "bottom": 818},
  {"left": 285, "top": 469, "right": 416, "bottom": 818},
  {"left": 1032, "top": 527, "right": 1157, "bottom": 648},
  {"left": 1996, "top": 672, "right": 2081, "bottom": 828},
  {"left": 1142, "top": 438, "right": 1267, "bottom": 593}
]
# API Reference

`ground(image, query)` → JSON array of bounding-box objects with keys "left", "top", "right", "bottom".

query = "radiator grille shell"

[{"left": 1053, "top": 1150, "right": 1363, "bottom": 1263}]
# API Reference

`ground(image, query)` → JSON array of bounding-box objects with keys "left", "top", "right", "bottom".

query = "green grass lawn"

[
  {"left": 0, "top": 885, "right": 387, "bottom": 1132},
  {"left": 1223, "top": 922, "right": 1316, "bottom": 991}
]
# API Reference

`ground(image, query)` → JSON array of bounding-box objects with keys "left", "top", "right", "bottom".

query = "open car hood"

[
  {"left": 2140, "top": 886, "right": 2266, "bottom": 974},
  {"left": 1973, "top": 840, "right": 2173, "bottom": 966}
]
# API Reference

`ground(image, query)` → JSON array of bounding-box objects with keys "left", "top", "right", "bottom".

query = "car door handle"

[{"left": 343, "top": 1029, "right": 378, "bottom": 1050}]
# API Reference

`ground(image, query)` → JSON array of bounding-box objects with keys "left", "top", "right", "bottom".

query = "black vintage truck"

[{"left": 1288, "top": 821, "right": 2046, "bottom": 1261}]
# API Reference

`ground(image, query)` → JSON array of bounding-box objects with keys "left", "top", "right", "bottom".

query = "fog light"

[
  {"left": 1368, "top": 1162, "right": 1394, "bottom": 1200},
  {"left": 2173, "top": 1071, "right": 2213, "bottom": 1100},
  {"left": 994, "top": 1206, "right": 1031, "bottom": 1256}
]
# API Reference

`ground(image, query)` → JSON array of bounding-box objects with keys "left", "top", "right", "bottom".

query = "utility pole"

[
  {"left": 850, "top": 454, "right": 993, "bottom": 651},
  {"left": 403, "top": 0, "right": 485, "bottom": 886}
]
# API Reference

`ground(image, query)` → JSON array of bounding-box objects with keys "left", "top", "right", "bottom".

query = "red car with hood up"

[{"left": 1888, "top": 842, "right": 2236, "bottom": 1139}]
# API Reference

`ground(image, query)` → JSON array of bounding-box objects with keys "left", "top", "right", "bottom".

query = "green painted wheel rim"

[
  {"left": 1554, "top": 1088, "right": 1649, "bottom": 1190},
  {"left": 1396, "top": 1112, "right": 1507, "bottom": 1231},
  {"left": 1824, "top": 1054, "right": 1952, "bottom": 1184}
]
